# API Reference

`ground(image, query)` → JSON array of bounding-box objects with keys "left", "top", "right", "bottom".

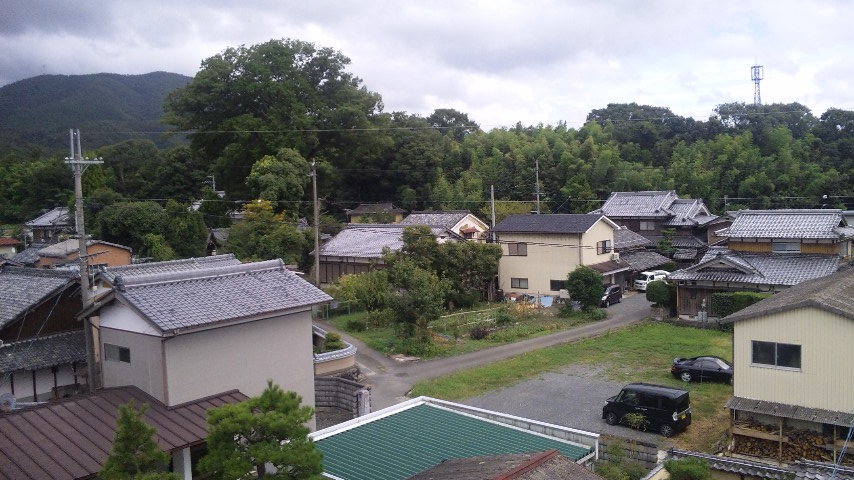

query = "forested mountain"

[
  {"left": 0, "top": 72, "right": 191, "bottom": 151},
  {"left": 2, "top": 38, "right": 854, "bottom": 266}
]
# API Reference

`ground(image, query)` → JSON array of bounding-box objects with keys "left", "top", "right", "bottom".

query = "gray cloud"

[{"left": 1, "top": 0, "right": 853, "bottom": 126}]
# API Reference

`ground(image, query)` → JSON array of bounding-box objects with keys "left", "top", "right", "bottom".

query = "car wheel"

[
  {"left": 661, "top": 424, "right": 675, "bottom": 437},
  {"left": 617, "top": 297, "right": 621, "bottom": 303},
  {"left": 604, "top": 300, "right": 610, "bottom": 308},
  {"left": 605, "top": 412, "right": 619, "bottom": 425},
  {"left": 680, "top": 371, "right": 692, "bottom": 382}
]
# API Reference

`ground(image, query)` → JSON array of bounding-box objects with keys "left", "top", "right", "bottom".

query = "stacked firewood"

[{"left": 731, "top": 421, "right": 837, "bottom": 463}]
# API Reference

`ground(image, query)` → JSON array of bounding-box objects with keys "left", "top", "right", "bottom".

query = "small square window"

[
  {"left": 550, "top": 280, "right": 566, "bottom": 291},
  {"left": 511, "top": 277, "right": 529, "bottom": 289},
  {"left": 104, "top": 343, "right": 131, "bottom": 363},
  {"left": 508, "top": 242, "right": 527, "bottom": 256},
  {"left": 597, "top": 240, "right": 612, "bottom": 254}
]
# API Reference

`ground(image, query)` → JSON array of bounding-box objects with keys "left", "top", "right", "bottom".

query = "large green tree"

[
  {"left": 100, "top": 400, "right": 179, "bottom": 480},
  {"left": 246, "top": 148, "right": 310, "bottom": 211},
  {"left": 566, "top": 265, "right": 604, "bottom": 310},
  {"left": 224, "top": 200, "right": 307, "bottom": 264},
  {"left": 163, "top": 38, "right": 385, "bottom": 200},
  {"left": 198, "top": 381, "right": 323, "bottom": 479}
]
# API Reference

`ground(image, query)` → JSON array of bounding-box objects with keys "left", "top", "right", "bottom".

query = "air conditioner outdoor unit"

[{"left": 611, "top": 253, "right": 620, "bottom": 261}]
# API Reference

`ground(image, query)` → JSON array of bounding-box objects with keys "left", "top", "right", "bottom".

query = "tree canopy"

[
  {"left": 198, "top": 380, "right": 323, "bottom": 479},
  {"left": 566, "top": 265, "right": 604, "bottom": 310},
  {"left": 100, "top": 400, "right": 179, "bottom": 480}
]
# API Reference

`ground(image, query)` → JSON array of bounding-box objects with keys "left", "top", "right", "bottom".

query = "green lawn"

[
  {"left": 327, "top": 305, "right": 594, "bottom": 358},
  {"left": 410, "top": 322, "right": 733, "bottom": 452}
]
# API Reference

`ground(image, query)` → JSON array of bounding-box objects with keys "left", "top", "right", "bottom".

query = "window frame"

[
  {"left": 511, "top": 277, "right": 529, "bottom": 289},
  {"left": 751, "top": 340, "right": 801, "bottom": 370},
  {"left": 639, "top": 221, "right": 655, "bottom": 231},
  {"left": 104, "top": 343, "right": 131, "bottom": 364},
  {"left": 507, "top": 242, "right": 528, "bottom": 256},
  {"left": 596, "top": 239, "right": 612, "bottom": 255},
  {"left": 772, "top": 240, "right": 801, "bottom": 253},
  {"left": 550, "top": 280, "right": 566, "bottom": 291}
]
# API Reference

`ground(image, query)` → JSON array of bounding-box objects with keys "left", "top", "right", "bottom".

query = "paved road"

[{"left": 316, "top": 291, "right": 653, "bottom": 410}]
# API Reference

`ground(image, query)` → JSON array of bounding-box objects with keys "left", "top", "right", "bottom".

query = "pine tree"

[
  {"left": 198, "top": 380, "right": 323, "bottom": 479},
  {"left": 100, "top": 400, "right": 179, "bottom": 480}
]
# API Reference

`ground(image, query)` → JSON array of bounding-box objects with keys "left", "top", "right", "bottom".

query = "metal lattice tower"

[{"left": 751, "top": 64, "right": 764, "bottom": 105}]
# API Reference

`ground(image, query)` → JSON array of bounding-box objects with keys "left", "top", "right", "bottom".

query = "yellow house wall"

[
  {"left": 497, "top": 221, "right": 614, "bottom": 294},
  {"left": 733, "top": 307, "right": 854, "bottom": 412}
]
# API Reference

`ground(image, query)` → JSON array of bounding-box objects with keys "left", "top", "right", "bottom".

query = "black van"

[{"left": 602, "top": 383, "right": 691, "bottom": 437}]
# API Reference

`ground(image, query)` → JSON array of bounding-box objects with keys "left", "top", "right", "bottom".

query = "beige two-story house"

[
  {"left": 721, "top": 268, "right": 854, "bottom": 465},
  {"left": 491, "top": 214, "right": 624, "bottom": 296}
]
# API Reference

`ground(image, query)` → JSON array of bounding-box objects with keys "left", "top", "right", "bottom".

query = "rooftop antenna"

[{"left": 751, "top": 63, "right": 764, "bottom": 106}]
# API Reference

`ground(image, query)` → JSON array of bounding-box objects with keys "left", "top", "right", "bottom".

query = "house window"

[
  {"left": 752, "top": 341, "right": 801, "bottom": 369},
  {"left": 772, "top": 241, "right": 800, "bottom": 253},
  {"left": 511, "top": 278, "right": 529, "bottom": 289},
  {"left": 507, "top": 242, "right": 527, "bottom": 256},
  {"left": 639, "top": 221, "right": 655, "bottom": 231},
  {"left": 597, "top": 240, "right": 612, "bottom": 254},
  {"left": 550, "top": 280, "right": 566, "bottom": 291},
  {"left": 104, "top": 343, "right": 131, "bottom": 363}
]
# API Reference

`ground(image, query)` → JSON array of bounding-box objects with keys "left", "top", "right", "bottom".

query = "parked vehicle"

[
  {"left": 634, "top": 270, "right": 669, "bottom": 291},
  {"left": 671, "top": 356, "right": 733, "bottom": 384},
  {"left": 602, "top": 383, "right": 691, "bottom": 437},
  {"left": 600, "top": 284, "right": 622, "bottom": 307}
]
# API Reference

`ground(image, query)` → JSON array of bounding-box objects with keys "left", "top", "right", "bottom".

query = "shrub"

[
  {"left": 345, "top": 318, "right": 366, "bottom": 332},
  {"left": 589, "top": 308, "right": 607, "bottom": 321},
  {"left": 623, "top": 413, "right": 649, "bottom": 431},
  {"left": 566, "top": 266, "right": 604, "bottom": 309},
  {"left": 711, "top": 291, "right": 771, "bottom": 317},
  {"left": 494, "top": 308, "right": 514, "bottom": 326},
  {"left": 365, "top": 308, "right": 395, "bottom": 328},
  {"left": 469, "top": 326, "right": 490, "bottom": 340},
  {"left": 323, "top": 332, "right": 345, "bottom": 351},
  {"left": 663, "top": 458, "right": 712, "bottom": 480},
  {"left": 646, "top": 280, "right": 673, "bottom": 307}
]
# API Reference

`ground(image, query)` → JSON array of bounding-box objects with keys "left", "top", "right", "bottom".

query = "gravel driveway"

[{"left": 462, "top": 364, "right": 667, "bottom": 445}]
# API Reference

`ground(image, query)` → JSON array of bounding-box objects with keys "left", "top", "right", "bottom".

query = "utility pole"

[
  {"left": 534, "top": 158, "right": 542, "bottom": 214},
  {"left": 65, "top": 129, "right": 102, "bottom": 393},
  {"left": 311, "top": 161, "right": 320, "bottom": 286}
]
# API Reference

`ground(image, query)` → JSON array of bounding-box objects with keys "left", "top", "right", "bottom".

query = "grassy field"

[
  {"left": 410, "top": 321, "right": 733, "bottom": 452},
  {"left": 327, "top": 304, "right": 594, "bottom": 358}
]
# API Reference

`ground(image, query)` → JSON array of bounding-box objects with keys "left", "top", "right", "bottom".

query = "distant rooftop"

[
  {"left": 493, "top": 214, "right": 609, "bottom": 234},
  {"left": 100, "top": 253, "right": 241, "bottom": 283},
  {"left": 0, "top": 267, "right": 77, "bottom": 330},
  {"left": 24, "top": 207, "right": 69, "bottom": 228},
  {"left": 669, "top": 247, "right": 841, "bottom": 286},
  {"left": 718, "top": 209, "right": 851, "bottom": 240},
  {"left": 320, "top": 224, "right": 455, "bottom": 259}
]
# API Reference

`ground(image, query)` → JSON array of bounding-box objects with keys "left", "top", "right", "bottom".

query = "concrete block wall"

[
  {"left": 598, "top": 434, "right": 660, "bottom": 469},
  {"left": 314, "top": 376, "right": 370, "bottom": 417}
]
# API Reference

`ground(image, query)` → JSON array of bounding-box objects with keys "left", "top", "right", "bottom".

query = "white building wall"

[
  {"left": 100, "top": 327, "right": 165, "bottom": 403},
  {"left": 0, "top": 363, "right": 82, "bottom": 402},
  {"left": 164, "top": 311, "right": 316, "bottom": 428},
  {"left": 733, "top": 307, "right": 854, "bottom": 413}
]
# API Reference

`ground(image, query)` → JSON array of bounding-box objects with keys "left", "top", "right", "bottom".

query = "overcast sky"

[{"left": 2, "top": 0, "right": 853, "bottom": 128}]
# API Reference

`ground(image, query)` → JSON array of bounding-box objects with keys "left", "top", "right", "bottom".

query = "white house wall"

[
  {"left": 733, "top": 307, "right": 854, "bottom": 413},
  {"left": 100, "top": 326, "right": 166, "bottom": 402},
  {"left": 581, "top": 220, "right": 617, "bottom": 265},
  {"left": 163, "top": 311, "right": 316, "bottom": 426},
  {"left": 0, "top": 363, "right": 81, "bottom": 402}
]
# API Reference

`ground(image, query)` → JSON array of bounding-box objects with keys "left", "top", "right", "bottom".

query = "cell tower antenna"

[{"left": 751, "top": 63, "right": 764, "bottom": 105}]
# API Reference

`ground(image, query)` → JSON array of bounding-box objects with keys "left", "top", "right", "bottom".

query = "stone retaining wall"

[
  {"left": 598, "top": 434, "right": 660, "bottom": 469},
  {"left": 314, "top": 376, "right": 370, "bottom": 418}
]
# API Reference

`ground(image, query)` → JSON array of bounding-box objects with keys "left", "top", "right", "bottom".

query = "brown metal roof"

[{"left": 0, "top": 386, "right": 247, "bottom": 480}]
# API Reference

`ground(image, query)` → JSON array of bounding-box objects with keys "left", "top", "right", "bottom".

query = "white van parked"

[{"left": 634, "top": 270, "right": 669, "bottom": 291}]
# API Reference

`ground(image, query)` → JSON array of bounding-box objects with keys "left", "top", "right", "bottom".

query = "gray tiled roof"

[
  {"left": 669, "top": 449, "right": 854, "bottom": 480},
  {"left": 0, "top": 267, "right": 77, "bottom": 330},
  {"left": 669, "top": 248, "right": 840, "bottom": 286},
  {"left": 319, "top": 225, "right": 451, "bottom": 258},
  {"left": 663, "top": 199, "right": 716, "bottom": 226},
  {"left": 400, "top": 211, "right": 471, "bottom": 230},
  {"left": 113, "top": 259, "right": 331, "bottom": 332},
  {"left": 614, "top": 228, "right": 651, "bottom": 251},
  {"left": 0, "top": 330, "right": 85, "bottom": 374},
  {"left": 722, "top": 266, "right": 854, "bottom": 324},
  {"left": 592, "top": 191, "right": 679, "bottom": 218},
  {"left": 24, "top": 207, "right": 69, "bottom": 227},
  {"left": 726, "top": 396, "right": 854, "bottom": 427},
  {"left": 618, "top": 250, "right": 671, "bottom": 272},
  {"left": 718, "top": 209, "right": 850, "bottom": 239},
  {"left": 100, "top": 253, "right": 241, "bottom": 283},
  {"left": 10, "top": 243, "right": 49, "bottom": 265},
  {"left": 493, "top": 214, "right": 605, "bottom": 234}
]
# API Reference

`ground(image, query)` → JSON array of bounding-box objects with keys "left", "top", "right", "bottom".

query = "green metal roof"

[{"left": 315, "top": 403, "right": 592, "bottom": 480}]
